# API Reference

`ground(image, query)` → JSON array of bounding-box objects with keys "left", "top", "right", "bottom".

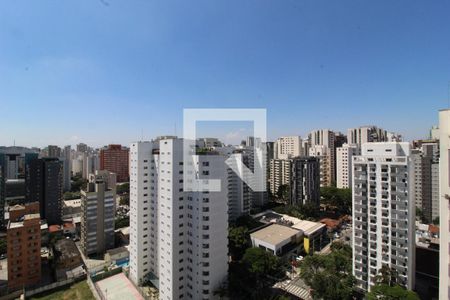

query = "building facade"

[
  {"left": 81, "top": 171, "right": 116, "bottom": 256},
  {"left": 290, "top": 157, "right": 320, "bottom": 207},
  {"left": 129, "top": 138, "right": 228, "bottom": 300},
  {"left": 26, "top": 158, "right": 63, "bottom": 225},
  {"left": 439, "top": 109, "right": 450, "bottom": 300},
  {"left": 274, "top": 136, "right": 303, "bottom": 159},
  {"left": 7, "top": 202, "right": 41, "bottom": 291},
  {"left": 352, "top": 142, "right": 415, "bottom": 292},
  {"left": 336, "top": 144, "right": 361, "bottom": 189},
  {"left": 269, "top": 159, "right": 291, "bottom": 197},
  {"left": 347, "top": 126, "right": 388, "bottom": 146},
  {"left": 100, "top": 144, "right": 129, "bottom": 182}
]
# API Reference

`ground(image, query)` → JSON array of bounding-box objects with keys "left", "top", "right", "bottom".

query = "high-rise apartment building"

[
  {"left": 274, "top": 136, "right": 303, "bottom": 159},
  {"left": 81, "top": 170, "right": 116, "bottom": 256},
  {"left": 439, "top": 109, "right": 450, "bottom": 300},
  {"left": 47, "top": 145, "right": 61, "bottom": 158},
  {"left": 7, "top": 202, "right": 41, "bottom": 291},
  {"left": 336, "top": 144, "right": 361, "bottom": 189},
  {"left": 352, "top": 142, "right": 415, "bottom": 292},
  {"left": 76, "top": 143, "right": 88, "bottom": 153},
  {"left": 0, "top": 154, "right": 5, "bottom": 228},
  {"left": 100, "top": 144, "right": 129, "bottom": 182},
  {"left": 309, "top": 130, "right": 336, "bottom": 185},
  {"left": 411, "top": 141, "right": 439, "bottom": 223},
  {"left": 129, "top": 138, "right": 228, "bottom": 300},
  {"left": 63, "top": 145, "right": 71, "bottom": 191},
  {"left": 290, "top": 157, "right": 320, "bottom": 206},
  {"left": 269, "top": 159, "right": 291, "bottom": 197},
  {"left": 26, "top": 158, "right": 63, "bottom": 225},
  {"left": 309, "top": 145, "right": 333, "bottom": 187},
  {"left": 347, "top": 126, "right": 388, "bottom": 146}
]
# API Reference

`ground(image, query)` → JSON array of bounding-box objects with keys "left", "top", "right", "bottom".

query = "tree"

[
  {"left": 0, "top": 238, "right": 6, "bottom": 255},
  {"left": 432, "top": 217, "right": 439, "bottom": 225},
  {"left": 276, "top": 184, "right": 290, "bottom": 202},
  {"left": 117, "top": 182, "right": 130, "bottom": 195},
  {"left": 374, "top": 265, "right": 399, "bottom": 287},
  {"left": 229, "top": 226, "right": 250, "bottom": 261},
  {"left": 366, "top": 284, "right": 420, "bottom": 300},
  {"left": 119, "top": 194, "right": 130, "bottom": 206},
  {"left": 228, "top": 247, "right": 284, "bottom": 299},
  {"left": 415, "top": 207, "right": 429, "bottom": 224},
  {"left": 320, "top": 187, "right": 352, "bottom": 215},
  {"left": 299, "top": 242, "right": 355, "bottom": 300}
]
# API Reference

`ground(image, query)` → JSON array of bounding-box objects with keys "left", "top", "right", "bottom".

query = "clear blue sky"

[{"left": 1, "top": 0, "right": 450, "bottom": 147}]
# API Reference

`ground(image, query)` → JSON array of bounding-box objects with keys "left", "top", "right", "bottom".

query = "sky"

[{"left": 1, "top": 0, "right": 450, "bottom": 147}]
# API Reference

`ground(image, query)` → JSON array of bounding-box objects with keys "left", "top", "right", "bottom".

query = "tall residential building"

[
  {"left": 347, "top": 126, "right": 388, "bottom": 146},
  {"left": 81, "top": 171, "right": 116, "bottom": 256},
  {"left": 100, "top": 144, "right": 129, "bottom": 182},
  {"left": 309, "top": 130, "right": 336, "bottom": 185},
  {"left": 269, "top": 159, "right": 291, "bottom": 196},
  {"left": 430, "top": 125, "right": 439, "bottom": 140},
  {"left": 290, "top": 157, "right": 320, "bottom": 206},
  {"left": 0, "top": 154, "right": 5, "bottom": 227},
  {"left": 48, "top": 145, "right": 61, "bottom": 158},
  {"left": 63, "top": 145, "right": 71, "bottom": 191},
  {"left": 352, "top": 142, "right": 415, "bottom": 292},
  {"left": 76, "top": 143, "right": 88, "bottom": 153},
  {"left": 411, "top": 141, "right": 439, "bottom": 223},
  {"left": 129, "top": 138, "right": 228, "bottom": 300},
  {"left": 26, "top": 158, "right": 63, "bottom": 225},
  {"left": 227, "top": 149, "right": 252, "bottom": 221},
  {"left": 274, "top": 136, "right": 303, "bottom": 159},
  {"left": 336, "top": 144, "right": 361, "bottom": 189},
  {"left": 309, "top": 145, "right": 333, "bottom": 187},
  {"left": 7, "top": 202, "right": 41, "bottom": 291},
  {"left": 439, "top": 109, "right": 450, "bottom": 300}
]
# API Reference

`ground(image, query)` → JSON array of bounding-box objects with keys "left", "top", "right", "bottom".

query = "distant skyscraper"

[
  {"left": 0, "top": 154, "right": 5, "bottom": 227},
  {"left": 269, "top": 159, "right": 291, "bottom": 197},
  {"left": 129, "top": 138, "right": 228, "bottom": 299},
  {"left": 309, "top": 145, "right": 333, "bottom": 187},
  {"left": 439, "top": 109, "right": 450, "bottom": 300},
  {"left": 26, "top": 158, "right": 63, "bottom": 225},
  {"left": 100, "top": 144, "right": 129, "bottom": 182},
  {"left": 63, "top": 145, "right": 71, "bottom": 191},
  {"left": 336, "top": 144, "right": 360, "bottom": 189},
  {"left": 290, "top": 157, "right": 320, "bottom": 206},
  {"left": 411, "top": 141, "right": 439, "bottom": 223},
  {"left": 347, "top": 126, "right": 388, "bottom": 146},
  {"left": 76, "top": 143, "right": 88, "bottom": 153},
  {"left": 81, "top": 171, "right": 116, "bottom": 256},
  {"left": 352, "top": 142, "right": 415, "bottom": 292},
  {"left": 309, "top": 129, "right": 336, "bottom": 185},
  {"left": 274, "top": 136, "right": 303, "bottom": 159},
  {"left": 48, "top": 145, "right": 61, "bottom": 158}
]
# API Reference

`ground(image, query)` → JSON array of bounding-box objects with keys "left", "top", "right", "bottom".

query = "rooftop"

[
  {"left": 250, "top": 224, "right": 301, "bottom": 245},
  {"left": 54, "top": 239, "right": 81, "bottom": 261}
]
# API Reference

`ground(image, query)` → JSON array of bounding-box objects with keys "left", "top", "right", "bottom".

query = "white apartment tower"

[
  {"left": 352, "top": 142, "right": 415, "bottom": 292},
  {"left": 274, "top": 136, "right": 303, "bottom": 159},
  {"left": 336, "top": 144, "right": 360, "bottom": 189},
  {"left": 439, "top": 109, "right": 450, "bottom": 300},
  {"left": 269, "top": 159, "right": 291, "bottom": 196},
  {"left": 130, "top": 138, "right": 228, "bottom": 300}
]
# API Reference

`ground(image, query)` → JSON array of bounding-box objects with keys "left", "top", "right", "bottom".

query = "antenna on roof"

[
  {"left": 175, "top": 122, "right": 177, "bottom": 137},
  {"left": 141, "top": 128, "right": 144, "bottom": 141}
]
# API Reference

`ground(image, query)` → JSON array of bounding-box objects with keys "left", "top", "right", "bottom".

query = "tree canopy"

[
  {"left": 299, "top": 242, "right": 355, "bottom": 300},
  {"left": 228, "top": 226, "right": 250, "bottom": 261},
  {"left": 320, "top": 187, "right": 352, "bottom": 215},
  {"left": 366, "top": 284, "right": 420, "bottom": 300}
]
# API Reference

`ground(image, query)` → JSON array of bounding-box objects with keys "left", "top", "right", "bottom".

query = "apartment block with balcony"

[
  {"left": 129, "top": 138, "right": 228, "bottom": 300},
  {"left": 352, "top": 142, "right": 415, "bottom": 292}
]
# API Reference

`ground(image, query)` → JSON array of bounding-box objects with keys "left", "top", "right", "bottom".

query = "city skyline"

[{"left": 2, "top": 1, "right": 450, "bottom": 147}]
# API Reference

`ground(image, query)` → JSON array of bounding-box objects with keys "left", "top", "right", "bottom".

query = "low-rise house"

[
  {"left": 250, "top": 224, "right": 302, "bottom": 256},
  {"left": 53, "top": 239, "right": 83, "bottom": 281}
]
